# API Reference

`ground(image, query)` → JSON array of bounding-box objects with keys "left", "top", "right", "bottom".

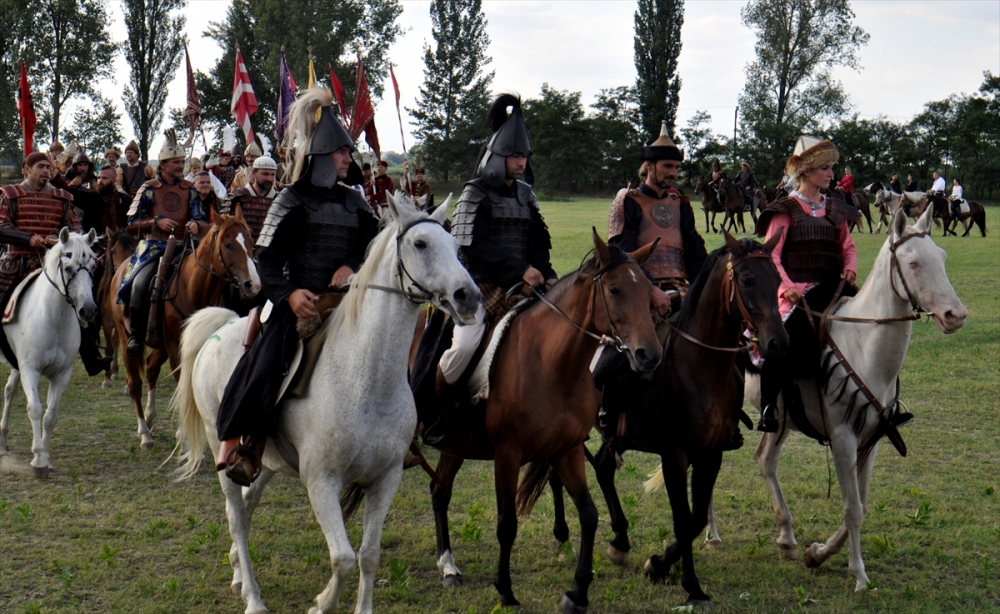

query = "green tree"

[
  {"left": 121, "top": 0, "right": 187, "bottom": 160},
  {"left": 522, "top": 84, "right": 600, "bottom": 192},
  {"left": 64, "top": 95, "right": 125, "bottom": 158},
  {"left": 633, "top": 0, "right": 684, "bottom": 140},
  {"left": 679, "top": 110, "right": 728, "bottom": 185},
  {"left": 0, "top": 0, "right": 35, "bottom": 163},
  {"left": 738, "top": 0, "right": 869, "bottom": 181},
  {"left": 27, "top": 0, "right": 117, "bottom": 144},
  {"left": 590, "top": 86, "right": 643, "bottom": 188},
  {"left": 410, "top": 0, "right": 493, "bottom": 182}
]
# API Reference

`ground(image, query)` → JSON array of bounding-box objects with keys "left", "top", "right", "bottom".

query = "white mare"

[
  {"left": 739, "top": 206, "right": 967, "bottom": 591},
  {"left": 0, "top": 228, "right": 99, "bottom": 478},
  {"left": 173, "top": 193, "right": 479, "bottom": 614}
]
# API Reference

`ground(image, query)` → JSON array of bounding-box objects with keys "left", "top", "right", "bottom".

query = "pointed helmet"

[
  {"left": 643, "top": 121, "right": 684, "bottom": 162},
  {"left": 476, "top": 94, "right": 534, "bottom": 187}
]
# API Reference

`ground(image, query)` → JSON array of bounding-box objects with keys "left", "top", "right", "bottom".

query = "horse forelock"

[
  {"left": 676, "top": 238, "right": 763, "bottom": 330},
  {"left": 46, "top": 232, "right": 95, "bottom": 272}
]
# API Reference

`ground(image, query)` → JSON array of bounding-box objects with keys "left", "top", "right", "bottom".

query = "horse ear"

[
  {"left": 763, "top": 226, "right": 783, "bottom": 253},
  {"left": 723, "top": 229, "right": 740, "bottom": 252},
  {"left": 232, "top": 205, "right": 245, "bottom": 223},
  {"left": 592, "top": 227, "right": 611, "bottom": 264},
  {"left": 893, "top": 209, "right": 909, "bottom": 238},
  {"left": 386, "top": 191, "right": 402, "bottom": 223},
  {"left": 629, "top": 237, "right": 659, "bottom": 266},
  {"left": 213, "top": 211, "right": 225, "bottom": 227},
  {"left": 430, "top": 193, "right": 452, "bottom": 225},
  {"left": 915, "top": 202, "right": 933, "bottom": 233},
  {"left": 59, "top": 227, "right": 70, "bottom": 244},
  {"left": 86, "top": 228, "right": 98, "bottom": 245}
]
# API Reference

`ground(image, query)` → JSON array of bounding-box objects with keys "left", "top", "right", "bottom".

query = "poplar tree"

[
  {"left": 410, "top": 0, "right": 494, "bottom": 182},
  {"left": 633, "top": 0, "right": 684, "bottom": 141},
  {"left": 121, "top": 0, "right": 186, "bottom": 159}
]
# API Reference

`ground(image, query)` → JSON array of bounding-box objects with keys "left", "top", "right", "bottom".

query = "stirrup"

[
  {"left": 224, "top": 437, "right": 264, "bottom": 487},
  {"left": 126, "top": 335, "right": 143, "bottom": 356},
  {"left": 757, "top": 404, "right": 779, "bottom": 433}
]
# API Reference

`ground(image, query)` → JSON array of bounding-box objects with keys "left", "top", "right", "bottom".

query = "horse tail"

[
  {"left": 974, "top": 204, "right": 987, "bottom": 236},
  {"left": 515, "top": 460, "right": 551, "bottom": 517},
  {"left": 172, "top": 307, "right": 237, "bottom": 481},
  {"left": 340, "top": 483, "right": 365, "bottom": 522},
  {"left": 643, "top": 465, "right": 664, "bottom": 494}
]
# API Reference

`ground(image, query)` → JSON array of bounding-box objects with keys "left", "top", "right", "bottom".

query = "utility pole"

[{"left": 733, "top": 105, "right": 739, "bottom": 169}]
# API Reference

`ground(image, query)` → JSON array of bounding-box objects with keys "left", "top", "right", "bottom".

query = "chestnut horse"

[
  {"left": 418, "top": 231, "right": 662, "bottom": 614},
  {"left": 109, "top": 215, "right": 260, "bottom": 449},
  {"left": 548, "top": 232, "right": 789, "bottom": 608},
  {"left": 694, "top": 177, "right": 725, "bottom": 234},
  {"left": 96, "top": 229, "right": 137, "bottom": 389}
]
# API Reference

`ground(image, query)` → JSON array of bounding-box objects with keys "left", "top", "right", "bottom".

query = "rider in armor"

[
  {"left": 116, "top": 130, "right": 210, "bottom": 355},
  {"left": 737, "top": 162, "right": 757, "bottom": 212},
  {"left": 215, "top": 88, "right": 378, "bottom": 486},
  {"left": 0, "top": 153, "right": 111, "bottom": 376},
  {"left": 426, "top": 93, "right": 557, "bottom": 446},
  {"left": 754, "top": 137, "right": 860, "bottom": 433},
  {"left": 223, "top": 155, "right": 278, "bottom": 244}
]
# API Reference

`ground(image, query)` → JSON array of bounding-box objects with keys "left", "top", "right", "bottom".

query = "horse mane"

[
  {"left": 676, "top": 238, "right": 760, "bottom": 331},
  {"left": 46, "top": 231, "right": 93, "bottom": 270},
  {"left": 540, "top": 246, "right": 632, "bottom": 306}
]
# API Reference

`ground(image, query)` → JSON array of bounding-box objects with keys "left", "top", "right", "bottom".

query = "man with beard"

[
  {"left": 95, "top": 165, "right": 130, "bottom": 232},
  {"left": 118, "top": 140, "right": 155, "bottom": 196},
  {"left": 223, "top": 156, "right": 277, "bottom": 243},
  {"left": 228, "top": 142, "right": 262, "bottom": 192},
  {"left": 65, "top": 150, "right": 98, "bottom": 190},
  {"left": 0, "top": 153, "right": 111, "bottom": 376}
]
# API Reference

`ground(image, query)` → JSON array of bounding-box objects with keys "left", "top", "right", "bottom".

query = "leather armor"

[
  {"left": 121, "top": 163, "right": 148, "bottom": 195},
  {"left": 0, "top": 184, "right": 73, "bottom": 256},
  {"left": 764, "top": 196, "right": 858, "bottom": 284},
  {"left": 149, "top": 179, "right": 193, "bottom": 240},
  {"left": 626, "top": 190, "right": 687, "bottom": 282},
  {"left": 226, "top": 187, "right": 273, "bottom": 242},
  {"left": 452, "top": 179, "right": 537, "bottom": 280}
]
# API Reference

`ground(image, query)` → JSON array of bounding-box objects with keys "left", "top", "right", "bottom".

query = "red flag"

[
  {"left": 17, "top": 62, "right": 36, "bottom": 158},
  {"left": 350, "top": 54, "right": 379, "bottom": 160},
  {"left": 389, "top": 63, "right": 401, "bottom": 108},
  {"left": 328, "top": 66, "right": 349, "bottom": 124},
  {"left": 231, "top": 49, "right": 259, "bottom": 146},
  {"left": 182, "top": 43, "right": 205, "bottom": 148},
  {"left": 389, "top": 64, "right": 408, "bottom": 154}
]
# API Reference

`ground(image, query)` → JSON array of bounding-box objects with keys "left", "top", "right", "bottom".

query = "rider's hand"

[
  {"left": 186, "top": 221, "right": 199, "bottom": 236},
  {"left": 842, "top": 270, "right": 857, "bottom": 285},
  {"left": 29, "top": 234, "right": 48, "bottom": 249},
  {"left": 651, "top": 286, "right": 670, "bottom": 316},
  {"left": 522, "top": 266, "right": 544, "bottom": 288},
  {"left": 784, "top": 287, "right": 804, "bottom": 304},
  {"left": 156, "top": 217, "right": 179, "bottom": 232},
  {"left": 544, "top": 278, "right": 557, "bottom": 291},
  {"left": 288, "top": 289, "right": 320, "bottom": 319},
  {"left": 330, "top": 265, "right": 353, "bottom": 288}
]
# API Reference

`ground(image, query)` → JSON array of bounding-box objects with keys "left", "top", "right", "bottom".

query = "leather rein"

[
  {"left": 365, "top": 217, "right": 446, "bottom": 304},
  {"left": 529, "top": 269, "right": 629, "bottom": 351}
]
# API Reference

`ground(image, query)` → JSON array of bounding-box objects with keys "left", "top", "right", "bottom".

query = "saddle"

[{"left": 2, "top": 269, "right": 42, "bottom": 324}]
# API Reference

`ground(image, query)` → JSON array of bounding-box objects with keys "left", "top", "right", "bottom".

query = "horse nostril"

[
  {"left": 634, "top": 348, "right": 648, "bottom": 363},
  {"left": 454, "top": 288, "right": 467, "bottom": 303}
]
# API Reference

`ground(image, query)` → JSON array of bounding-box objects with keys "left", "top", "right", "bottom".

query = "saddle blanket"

[
  {"left": 955, "top": 200, "right": 970, "bottom": 214},
  {"left": 2, "top": 269, "right": 42, "bottom": 324},
  {"left": 468, "top": 308, "right": 519, "bottom": 404}
]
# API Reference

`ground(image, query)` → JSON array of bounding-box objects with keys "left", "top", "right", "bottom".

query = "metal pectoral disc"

[{"left": 651, "top": 202, "right": 674, "bottom": 228}]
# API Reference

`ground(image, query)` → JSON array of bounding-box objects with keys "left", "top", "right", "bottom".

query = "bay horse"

[
  {"left": 734, "top": 207, "right": 967, "bottom": 592},
  {"left": 694, "top": 176, "right": 725, "bottom": 233},
  {"left": 418, "top": 231, "right": 662, "bottom": 614},
  {"left": 718, "top": 176, "right": 751, "bottom": 234},
  {"left": 0, "top": 229, "right": 99, "bottom": 477},
  {"left": 548, "top": 231, "right": 789, "bottom": 608},
  {"left": 173, "top": 193, "right": 479, "bottom": 614},
  {"left": 96, "top": 229, "right": 137, "bottom": 389},
  {"left": 109, "top": 215, "right": 259, "bottom": 450},
  {"left": 924, "top": 193, "right": 987, "bottom": 237}
]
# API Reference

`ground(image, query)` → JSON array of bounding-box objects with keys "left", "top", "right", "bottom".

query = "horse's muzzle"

[
  {"left": 446, "top": 284, "right": 481, "bottom": 325},
  {"left": 241, "top": 278, "right": 261, "bottom": 298},
  {"left": 628, "top": 345, "right": 662, "bottom": 374},
  {"left": 78, "top": 301, "right": 98, "bottom": 324}
]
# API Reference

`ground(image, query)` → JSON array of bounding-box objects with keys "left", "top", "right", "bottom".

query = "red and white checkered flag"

[{"left": 231, "top": 49, "right": 258, "bottom": 146}]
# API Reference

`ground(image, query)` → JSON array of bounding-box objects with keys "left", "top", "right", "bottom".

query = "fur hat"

[
  {"left": 105, "top": 147, "right": 121, "bottom": 159},
  {"left": 49, "top": 141, "right": 65, "bottom": 154},
  {"left": 643, "top": 121, "right": 684, "bottom": 162},
  {"left": 785, "top": 137, "right": 838, "bottom": 180},
  {"left": 157, "top": 129, "right": 186, "bottom": 162},
  {"left": 252, "top": 156, "right": 277, "bottom": 170},
  {"left": 125, "top": 140, "right": 140, "bottom": 154}
]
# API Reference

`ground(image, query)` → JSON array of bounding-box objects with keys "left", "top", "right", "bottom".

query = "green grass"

[{"left": 0, "top": 201, "right": 997, "bottom": 613}]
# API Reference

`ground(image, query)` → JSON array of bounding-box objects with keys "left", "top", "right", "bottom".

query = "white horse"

[
  {"left": 0, "top": 228, "right": 99, "bottom": 478},
  {"left": 741, "top": 206, "right": 967, "bottom": 591},
  {"left": 173, "top": 193, "right": 479, "bottom": 614}
]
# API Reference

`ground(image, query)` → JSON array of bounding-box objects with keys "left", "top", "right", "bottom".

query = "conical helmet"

[
  {"left": 476, "top": 94, "right": 533, "bottom": 187},
  {"left": 643, "top": 121, "right": 684, "bottom": 162}
]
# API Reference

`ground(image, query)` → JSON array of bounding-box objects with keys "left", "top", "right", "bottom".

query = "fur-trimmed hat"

[
  {"left": 157, "top": 129, "right": 186, "bottom": 161},
  {"left": 643, "top": 121, "right": 684, "bottom": 162},
  {"left": 125, "top": 140, "right": 140, "bottom": 154},
  {"left": 785, "top": 136, "right": 838, "bottom": 179}
]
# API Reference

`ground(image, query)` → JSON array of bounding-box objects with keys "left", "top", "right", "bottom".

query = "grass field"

[{"left": 0, "top": 200, "right": 997, "bottom": 613}]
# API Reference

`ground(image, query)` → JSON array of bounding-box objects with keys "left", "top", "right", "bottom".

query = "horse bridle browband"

[{"left": 366, "top": 218, "right": 445, "bottom": 304}]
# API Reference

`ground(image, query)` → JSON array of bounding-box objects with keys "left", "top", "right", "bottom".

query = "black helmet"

[
  {"left": 475, "top": 94, "right": 534, "bottom": 187},
  {"left": 307, "top": 106, "right": 362, "bottom": 185}
]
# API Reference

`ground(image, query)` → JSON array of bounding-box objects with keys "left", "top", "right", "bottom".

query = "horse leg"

[
  {"left": 492, "top": 449, "right": 523, "bottom": 608},
  {"left": 704, "top": 495, "right": 722, "bottom": 549},
  {"left": 35, "top": 366, "right": 72, "bottom": 473},
  {"left": 755, "top": 426, "right": 798, "bottom": 559},
  {"left": 592, "top": 441, "right": 630, "bottom": 565},
  {"left": 551, "top": 445, "right": 597, "bottom": 614},
  {"left": 1, "top": 369, "right": 19, "bottom": 453},
  {"left": 803, "top": 430, "right": 870, "bottom": 592},
  {"left": 304, "top": 475, "right": 360, "bottom": 614},
  {"left": 738, "top": 211, "right": 746, "bottom": 234},
  {"left": 703, "top": 210, "right": 710, "bottom": 234},
  {"left": 681, "top": 453, "right": 723, "bottom": 606},
  {"left": 549, "top": 471, "right": 570, "bottom": 544},
  {"left": 431, "top": 452, "right": 465, "bottom": 586},
  {"left": 219, "top": 468, "right": 269, "bottom": 614},
  {"left": 143, "top": 348, "right": 168, "bottom": 429},
  {"left": 354, "top": 464, "right": 406, "bottom": 614},
  {"left": 225, "top": 467, "right": 274, "bottom": 599},
  {"left": 19, "top": 368, "right": 50, "bottom": 478}
]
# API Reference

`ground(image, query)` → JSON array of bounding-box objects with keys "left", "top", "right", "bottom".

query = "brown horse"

[
  {"left": 417, "top": 231, "right": 662, "bottom": 613},
  {"left": 109, "top": 215, "right": 259, "bottom": 449},
  {"left": 96, "top": 229, "right": 137, "bottom": 389},
  {"left": 925, "top": 193, "right": 987, "bottom": 237},
  {"left": 547, "top": 232, "right": 789, "bottom": 608},
  {"left": 847, "top": 192, "right": 873, "bottom": 233},
  {"left": 718, "top": 176, "right": 751, "bottom": 234},
  {"left": 694, "top": 176, "right": 725, "bottom": 233}
]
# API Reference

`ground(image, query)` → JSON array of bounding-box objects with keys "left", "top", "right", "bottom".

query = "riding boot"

[
  {"left": 78, "top": 322, "right": 113, "bottom": 376},
  {"left": 422, "top": 366, "right": 454, "bottom": 447},
  {"left": 126, "top": 309, "right": 146, "bottom": 356},
  {"left": 757, "top": 371, "right": 781, "bottom": 433},
  {"left": 221, "top": 434, "right": 266, "bottom": 487}
]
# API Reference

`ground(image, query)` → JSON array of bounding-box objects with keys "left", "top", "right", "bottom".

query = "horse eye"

[
  {"left": 740, "top": 275, "right": 754, "bottom": 287},
  {"left": 609, "top": 286, "right": 620, "bottom": 296},
  {"left": 909, "top": 261, "right": 919, "bottom": 269},
  {"left": 413, "top": 240, "right": 427, "bottom": 249},
  {"left": 224, "top": 242, "right": 233, "bottom": 250}
]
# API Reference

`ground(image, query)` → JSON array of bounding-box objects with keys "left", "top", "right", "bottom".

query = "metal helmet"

[
  {"left": 643, "top": 121, "right": 684, "bottom": 162},
  {"left": 475, "top": 94, "right": 534, "bottom": 187},
  {"left": 307, "top": 106, "right": 360, "bottom": 186}
]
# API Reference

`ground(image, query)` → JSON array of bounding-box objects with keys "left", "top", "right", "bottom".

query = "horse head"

[
  {"left": 721, "top": 230, "right": 789, "bottom": 359},
  {"left": 203, "top": 215, "right": 261, "bottom": 298},
  {"left": 46, "top": 227, "right": 100, "bottom": 323},
  {"left": 383, "top": 191, "right": 479, "bottom": 323},
  {"left": 694, "top": 177, "right": 706, "bottom": 194},
  {"left": 585, "top": 229, "right": 662, "bottom": 373},
  {"left": 889, "top": 208, "right": 968, "bottom": 333}
]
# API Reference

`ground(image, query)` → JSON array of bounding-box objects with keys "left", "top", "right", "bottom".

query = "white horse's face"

[
  {"left": 386, "top": 193, "right": 480, "bottom": 324},
  {"left": 48, "top": 228, "right": 99, "bottom": 323},
  {"left": 892, "top": 208, "right": 968, "bottom": 333}
]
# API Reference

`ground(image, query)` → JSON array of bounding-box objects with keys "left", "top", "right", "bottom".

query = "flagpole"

[{"left": 389, "top": 64, "right": 412, "bottom": 197}]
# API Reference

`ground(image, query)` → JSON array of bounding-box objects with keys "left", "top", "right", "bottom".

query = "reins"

[
  {"left": 366, "top": 218, "right": 444, "bottom": 303},
  {"left": 529, "top": 272, "right": 628, "bottom": 351}
]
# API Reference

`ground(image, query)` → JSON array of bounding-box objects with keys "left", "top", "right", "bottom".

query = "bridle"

[
  {"left": 188, "top": 225, "right": 248, "bottom": 291},
  {"left": 366, "top": 217, "right": 447, "bottom": 304},
  {"left": 43, "top": 246, "right": 95, "bottom": 314},
  {"left": 529, "top": 266, "right": 631, "bottom": 352}
]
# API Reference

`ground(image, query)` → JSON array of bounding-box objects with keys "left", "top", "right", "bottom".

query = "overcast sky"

[{"left": 94, "top": 0, "right": 1000, "bottom": 158}]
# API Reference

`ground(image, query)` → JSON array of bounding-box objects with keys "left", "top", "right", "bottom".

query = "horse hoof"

[
  {"left": 778, "top": 542, "right": 798, "bottom": 560},
  {"left": 140, "top": 440, "right": 154, "bottom": 451},
  {"left": 32, "top": 466, "right": 51, "bottom": 479},
  {"left": 704, "top": 538, "right": 722, "bottom": 550},
  {"left": 101, "top": 379, "right": 113, "bottom": 389},
  {"left": 685, "top": 598, "right": 714, "bottom": 610},
  {"left": 803, "top": 543, "right": 823, "bottom": 568},
  {"left": 559, "top": 593, "right": 588, "bottom": 614},
  {"left": 230, "top": 582, "right": 242, "bottom": 596},
  {"left": 606, "top": 545, "right": 629, "bottom": 566},
  {"left": 442, "top": 574, "right": 463, "bottom": 588},
  {"left": 643, "top": 558, "right": 663, "bottom": 583}
]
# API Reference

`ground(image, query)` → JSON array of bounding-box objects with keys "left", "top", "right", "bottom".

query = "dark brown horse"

[
  {"left": 109, "top": 215, "right": 260, "bottom": 449},
  {"left": 694, "top": 176, "right": 725, "bottom": 233},
  {"left": 926, "top": 193, "right": 987, "bottom": 237},
  {"left": 547, "top": 232, "right": 789, "bottom": 608},
  {"left": 718, "top": 176, "right": 752, "bottom": 234},
  {"left": 419, "top": 231, "right": 662, "bottom": 614},
  {"left": 96, "top": 229, "right": 137, "bottom": 389}
]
